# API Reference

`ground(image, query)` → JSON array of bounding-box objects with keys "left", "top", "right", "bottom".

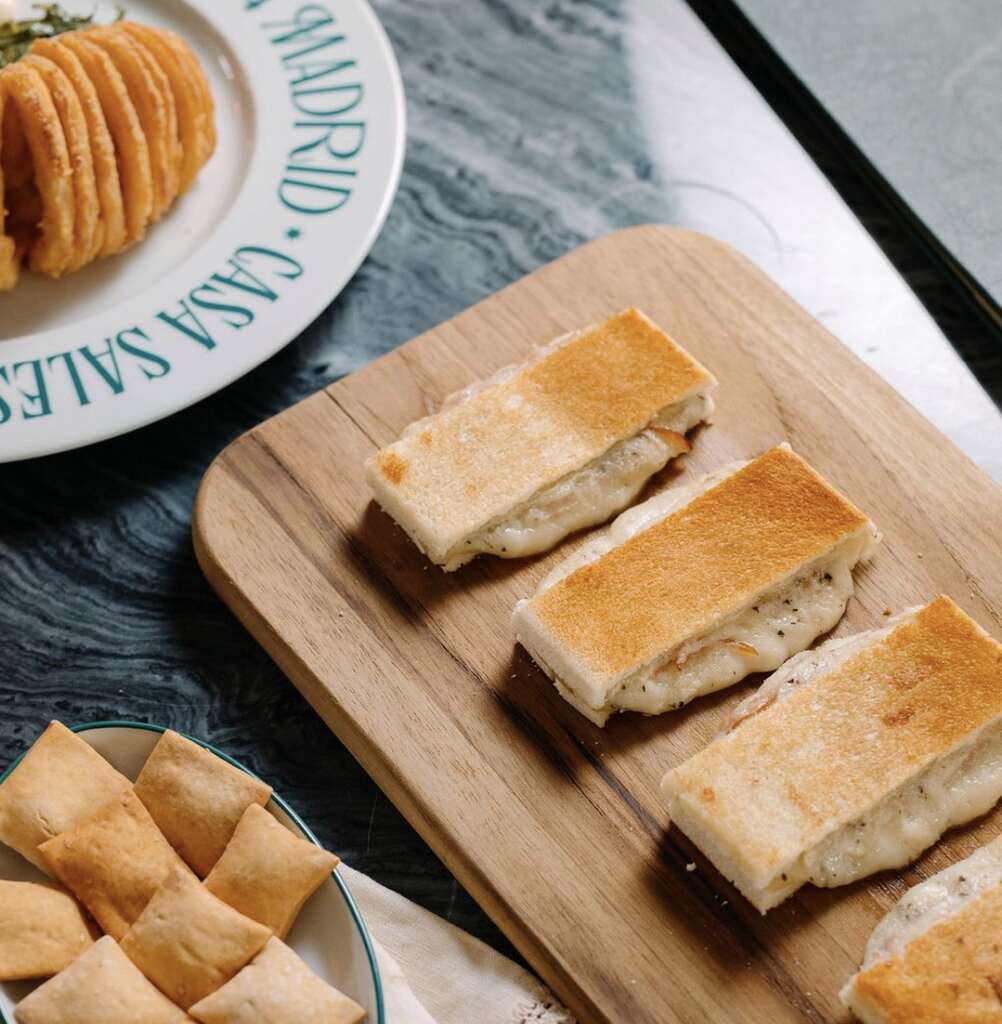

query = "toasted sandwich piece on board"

[
  {"left": 512, "top": 445, "right": 878, "bottom": 726},
  {"left": 842, "top": 834, "right": 1002, "bottom": 1024},
  {"left": 662, "top": 596, "right": 1002, "bottom": 914},
  {"left": 365, "top": 308, "right": 716, "bottom": 571}
]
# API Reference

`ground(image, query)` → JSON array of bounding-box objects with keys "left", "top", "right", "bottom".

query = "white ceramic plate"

[
  {"left": 0, "top": 721, "right": 384, "bottom": 1023},
  {"left": 0, "top": 0, "right": 405, "bottom": 462}
]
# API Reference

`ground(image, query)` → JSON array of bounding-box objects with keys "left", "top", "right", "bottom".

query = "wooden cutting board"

[{"left": 193, "top": 226, "right": 1002, "bottom": 1024}]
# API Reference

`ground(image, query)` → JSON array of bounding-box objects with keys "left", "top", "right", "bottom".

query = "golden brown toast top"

[
  {"left": 366, "top": 309, "right": 714, "bottom": 555},
  {"left": 851, "top": 878, "right": 1002, "bottom": 1023},
  {"left": 528, "top": 445, "right": 872, "bottom": 679},
  {"left": 667, "top": 596, "right": 1002, "bottom": 881}
]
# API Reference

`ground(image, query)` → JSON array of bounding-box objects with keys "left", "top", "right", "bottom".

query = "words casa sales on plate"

[{"left": 0, "top": 2, "right": 367, "bottom": 428}]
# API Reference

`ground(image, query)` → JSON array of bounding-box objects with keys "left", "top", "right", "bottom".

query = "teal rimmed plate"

[{"left": 0, "top": 721, "right": 384, "bottom": 1024}]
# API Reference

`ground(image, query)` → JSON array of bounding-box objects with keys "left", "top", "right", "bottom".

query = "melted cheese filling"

[
  {"left": 796, "top": 721, "right": 1002, "bottom": 894},
  {"left": 859, "top": 836, "right": 1002, "bottom": 972},
  {"left": 609, "top": 559, "right": 857, "bottom": 718},
  {"left": 443, "top": 391, "right": 713, "bottom": 569}
]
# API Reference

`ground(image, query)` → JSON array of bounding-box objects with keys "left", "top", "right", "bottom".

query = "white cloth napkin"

[{"left": 339, "top": 865, "right": 575, "bottom": 1024}]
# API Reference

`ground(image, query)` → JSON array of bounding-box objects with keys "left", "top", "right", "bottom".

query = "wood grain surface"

[{"left": 193, "top": 226, "right": 1002, "bottom": 1024}]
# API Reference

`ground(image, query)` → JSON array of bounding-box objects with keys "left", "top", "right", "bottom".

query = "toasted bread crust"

[
  {"left": 664, "top": 597, "right": 1002, "bottom": 897},
  {"left": 366, "top": 309, "right": 714, "bottom": 562},
  {"left": 527, "top": 446, "right": 871, "bottom": 681},
  {"left": 848, "top": 880, "right": 1002, "bottom": 1023}
]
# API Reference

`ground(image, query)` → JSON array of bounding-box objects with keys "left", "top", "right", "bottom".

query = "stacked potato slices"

[{"left": 0, "top": 21, "right": 215, "bottom": 290}]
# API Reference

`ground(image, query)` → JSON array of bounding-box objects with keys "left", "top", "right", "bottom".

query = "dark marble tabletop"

[{"left": 1, "top": 0, "right": 1000, "bottom": 966}]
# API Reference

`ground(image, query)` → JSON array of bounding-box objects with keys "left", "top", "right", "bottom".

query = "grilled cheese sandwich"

[
  {"left": 513, "top": 445, "right": 878, "bottom": 725},
  {"left": 663, "top": 597, "right": 1002, "bottom": 913},
  {"left": 365, "top": 309, "right": 716, "bottom": 570}
]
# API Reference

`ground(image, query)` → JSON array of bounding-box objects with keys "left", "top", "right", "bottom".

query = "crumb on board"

[
  {"left": 686, "top": 862, "right": 697, "bottom": 872},
  {"left": 883, "top": 607, "right": 892, "bottom": 616}
]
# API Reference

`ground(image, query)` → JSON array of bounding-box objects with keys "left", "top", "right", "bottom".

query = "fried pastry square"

[
  {"left": 189, "top": 937, "right": 366, "bottom": 1024},
  {"left": 0, "top": 880, "right": 97, "bottom": 981},
  {"left": 38, "top": 790, "right": 189, "bottom": 939},
  {"left": 133, "top": 730, "right": 272, "bottom": 878},
  {"left": 205, "top": 804, "right": 338, "bottom": 938},
  {"left": 14, "top": 935, "right": 188, "bottom": 1024},
  {"left": 120, "top": 866, "right": 271, "bottom": 1009},
  {"left": 0, "top": 721, "right": 130, "bottom": 872}
]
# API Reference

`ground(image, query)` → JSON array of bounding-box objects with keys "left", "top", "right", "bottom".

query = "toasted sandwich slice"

[
  {"left": 662, "top": 596, "right": 1002, "bottom": 913},
  {"left": 843, "top": 835, "right": 1002, "bottom": 1023},
  {"left": 512, "top": 445, "right": 878, "bottom": 725},
  {"left": 365, "top": 308, "right": 716, "bottom": 570}
]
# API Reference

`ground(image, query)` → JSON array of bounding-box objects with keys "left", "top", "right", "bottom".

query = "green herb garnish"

[{"left": 0, "top": 4, "right": 123, "bottom": 69}]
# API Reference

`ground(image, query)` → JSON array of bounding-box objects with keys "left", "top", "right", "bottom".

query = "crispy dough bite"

[
  {"left": 188, "top": 937, "right": 366, "bottom": 1024},
  {"left": 366, "top": 308, "right": 716, "bottom": 570},
  {"left": 663, "top": 597, "right": 1002, "bottom": 913},
  {"left": 55, "top": 32, "right": 153, "bottom": 246},
  {"left": 514, "top": 445, "right": 878, "bottom": 725},
  {"left": 0, "top": 880, "right": 97, "bottom": 981},
  {"left": 39, "top": 790, "right": 191, "bottom": 940},
  {"left": 14, "top": 935, "right": 188, "bottom": 1024},
  {"left": 85, "top": 26, "right": 181, "bottom": 219},
  {"left": 843, "top": 835, "right": 1002, "bottom": 1024},
  {"left": 205, "top": 804, "right": 338, "bottom": 938},
  {"left": 19, "top": 54, "right": 101, "bottom": 269},
  {"left": 133, "top": 730, "right": 273, "bottom": 878},
  {"left": 0, "top": 62, "right": 75, "bottom": 277},
  {"left": 0, "top": 721, "right": 131, "bottom": 872},
  {"left": 120, "top": 866, "right": 271, "bottom": 1010}
]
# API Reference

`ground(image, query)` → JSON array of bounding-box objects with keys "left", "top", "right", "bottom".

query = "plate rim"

[
  {"left": 0, "top": 719, "right": 386, "bottom": 1024},
  {"left": 1, "top": 0, "right": 407, "bottom": 464}
]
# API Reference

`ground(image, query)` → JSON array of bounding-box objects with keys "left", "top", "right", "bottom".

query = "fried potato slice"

[
  {"left": 2, "top": 77, "right": 43, "bottom": 267},
  {"left": 119, "top": 21, "right": 211, "bottom": 194},
  {"left": 118, "top": 29, "right": 183, "bottom": 211},
  {"left": 1, "top": 86, "right": 32, "bottom": 192},
  {"left": 0, "top": 62, "right": 75, "bottom": 278},
  {"left": 31, "top": 37, "right": 126, "bottom": 257},
  {"left": 1, "top": 82, "right": 42, "bottom": 261},
  {"left": 20, "top": 54, "right": 101, "bottom": 271},
  {"left": 56, "top": 33, "right": 153, "bottom": 248},
  {"left": 156, "top": 25, "right": 215, "bottom": 167},
  {"left": 0, "top": 89, "right": 22, "bottom": 291},
  {"left": 85, "top": 26, "right": 180, "bottom": 221}
]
